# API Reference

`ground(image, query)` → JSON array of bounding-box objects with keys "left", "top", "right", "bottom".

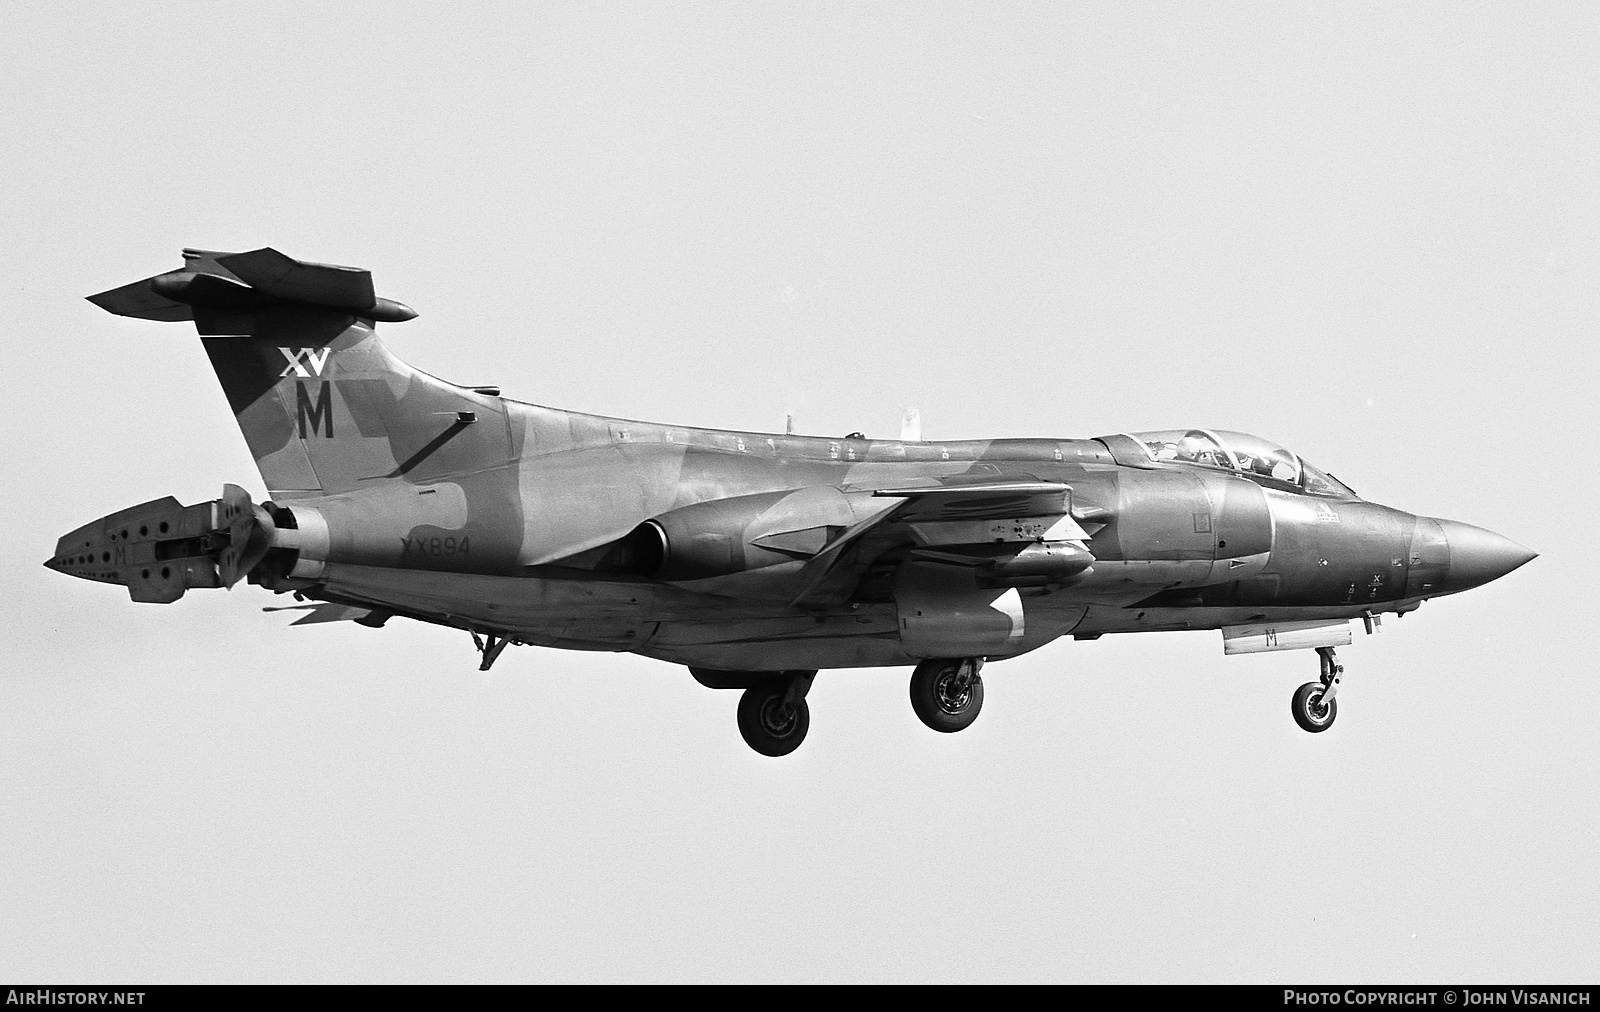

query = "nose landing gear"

[{"left": 1291, "top": 646, "right": 1343, "bottom": 733}]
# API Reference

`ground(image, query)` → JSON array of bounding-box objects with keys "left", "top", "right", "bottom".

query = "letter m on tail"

[{"left": 296, "top": 381, "right": 333, "bottom": 439}]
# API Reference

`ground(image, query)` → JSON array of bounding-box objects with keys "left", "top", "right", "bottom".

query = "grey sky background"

[{"left": 2, "top": 2, "right": 1595, "bottom": 983}]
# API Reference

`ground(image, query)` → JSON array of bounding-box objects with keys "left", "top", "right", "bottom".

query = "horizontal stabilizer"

[
  {"left": 217, "top": 248, "right": 375, "bottom": 312},
  {"left": 86, "top": 277, "right": 195, "bottom": 322},
  {"left": 86, "top": 247, "right": 416, "bottom": 323}
]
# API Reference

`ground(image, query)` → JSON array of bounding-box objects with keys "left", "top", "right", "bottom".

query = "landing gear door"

[{"left": 1222, "top": 620, "right": 1352, "bottom": 655}]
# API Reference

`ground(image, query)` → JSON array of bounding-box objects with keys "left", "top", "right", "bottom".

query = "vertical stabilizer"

[{"left": 88, "top": 248, "right": 514, "bottom": 498}]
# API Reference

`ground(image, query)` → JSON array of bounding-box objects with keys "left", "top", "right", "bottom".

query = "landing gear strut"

[
  {"left": 1291, "top": 646, "right": 1343, "bottom": 733},
  {"left": 470, "top": 629, "right": 516, "bottom": 671},
  {"left": 909, "top": 658, "right": 985, "bottom": 733},
  {"left": 737, "top": 671, "right": 815, "bottom": 757}
]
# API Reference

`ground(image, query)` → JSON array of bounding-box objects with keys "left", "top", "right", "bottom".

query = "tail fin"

[{"left": 89, "top": 249, "right": 514, "bottom": 499}]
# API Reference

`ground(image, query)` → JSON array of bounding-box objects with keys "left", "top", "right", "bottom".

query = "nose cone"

[{"left": 1436, "top": 519, "right": 1537, "bottom": 594}]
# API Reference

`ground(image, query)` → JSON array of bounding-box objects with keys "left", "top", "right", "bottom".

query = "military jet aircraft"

[{"left": 48, "top": 249, "right": 1537, "bottom": 755}]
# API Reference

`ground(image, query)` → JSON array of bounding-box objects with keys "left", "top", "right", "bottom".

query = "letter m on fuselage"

[{"left": 296, "top": 380, "right": 333, "bottom": 439}]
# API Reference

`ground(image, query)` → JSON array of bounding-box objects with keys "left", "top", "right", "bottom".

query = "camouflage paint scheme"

[{"left": 49, "top": 250, "right": 1536, "bottom": 717}]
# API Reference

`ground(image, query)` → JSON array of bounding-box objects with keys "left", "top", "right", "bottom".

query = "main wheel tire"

[
  {"left": 737, "top": 683, "right": 810, "bottom": 756},
  {"left": 1291, "top": 681, "right": 1338, "bottom": 733},
  {"left": 909, "top": 659, "right": 984, "bottom": 733}
]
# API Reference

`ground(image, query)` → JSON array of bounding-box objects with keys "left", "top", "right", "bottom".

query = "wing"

[{"left": 790, "top": 476, "right": 1095, "bottom": 609}]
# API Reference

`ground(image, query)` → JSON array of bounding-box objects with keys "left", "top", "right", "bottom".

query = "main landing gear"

[
  {"left": 732, "top": 675, "right": 812, "bottom": 755},
  {"left": 737, "top": 674, "right": 815, "bottom": 757},
  {"left": 691, "top": 658, "right": 987, "bottom": 755},
  {"left": 689, "top": 668, "right": 817, "bottom": 757},
  {"left": 1291, "top": 646, "right": 1343, "bottom": 733},
  {"left": 909, "top": 658, "right": 985, "bottom": 733}
]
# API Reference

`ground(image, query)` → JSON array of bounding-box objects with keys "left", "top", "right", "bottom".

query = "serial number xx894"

[{"left": 399, "top": 535, "right": 470, "bottom": 558}]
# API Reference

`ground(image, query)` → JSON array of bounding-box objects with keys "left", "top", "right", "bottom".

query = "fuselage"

[{"left": 267, "top": 407, "right": 1524, "bottom": 671}]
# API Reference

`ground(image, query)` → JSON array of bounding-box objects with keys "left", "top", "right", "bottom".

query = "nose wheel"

[
  {"left": 910, "top": 658, "right": 985, "bottom": 733},
  {"left": 1291, "top": 646, "right": 1343, "bottom": 733}
]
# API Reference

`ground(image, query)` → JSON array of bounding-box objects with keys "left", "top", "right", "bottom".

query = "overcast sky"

[{"left": 2, "top": 2, "right": 1595, "bottom": 982}]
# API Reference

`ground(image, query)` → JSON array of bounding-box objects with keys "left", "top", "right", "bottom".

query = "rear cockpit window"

[{"left": 1131, "top": 429, "right": 1357, "bottom": 499}]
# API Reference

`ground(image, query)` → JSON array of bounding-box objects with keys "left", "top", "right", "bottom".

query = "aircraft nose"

[{"left": 1436, "top": 519, "right": 1537, "bottom": 594}]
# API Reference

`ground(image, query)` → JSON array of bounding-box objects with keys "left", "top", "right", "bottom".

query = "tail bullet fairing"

[{"left": 49, "top": 249, "right": 1538, "bottom": 756}]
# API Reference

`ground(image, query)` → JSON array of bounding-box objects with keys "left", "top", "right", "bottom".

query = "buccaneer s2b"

[{"left": 48, "top": 249, "right": 1537, "bottom": 755}]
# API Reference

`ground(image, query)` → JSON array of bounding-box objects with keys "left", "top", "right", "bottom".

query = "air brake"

[{"left": 45, "top": 485, "right": 282, "bottom": 603}]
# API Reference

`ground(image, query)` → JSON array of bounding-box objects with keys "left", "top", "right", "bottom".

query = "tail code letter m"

[{"left": 296, "top": 380, "right": 334, "bottom": 439}]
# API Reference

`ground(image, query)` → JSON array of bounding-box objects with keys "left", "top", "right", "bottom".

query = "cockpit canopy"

[{"left": 1129, "top": 429, "right": 1357, "bottom": 499}]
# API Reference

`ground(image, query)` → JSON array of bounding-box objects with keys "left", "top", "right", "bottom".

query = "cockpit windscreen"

[{"left": 1130, "top": 429, "right": 1357, "bottom": 499}]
